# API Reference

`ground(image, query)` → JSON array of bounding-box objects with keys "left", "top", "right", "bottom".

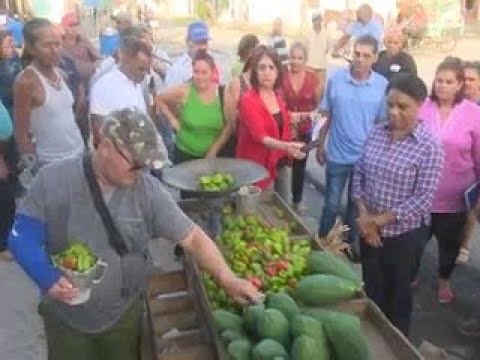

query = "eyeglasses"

[
  {"left": 112, "top": 141, "right": 144, "bottom": 172},
  {"left": 257, "top": 63, "right": 276, "bottom": 72}
]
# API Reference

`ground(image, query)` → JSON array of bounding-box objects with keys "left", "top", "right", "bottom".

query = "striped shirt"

[{"left": 352, "top": 122, "right": 444, "bottom": 237}]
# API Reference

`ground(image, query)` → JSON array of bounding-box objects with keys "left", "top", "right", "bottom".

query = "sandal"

[
  {"left": 438, "top": 286, "right": 455, "bottom": 304},
  {"left": 456, "top": 247, "right": 470, "bottom": 264}
]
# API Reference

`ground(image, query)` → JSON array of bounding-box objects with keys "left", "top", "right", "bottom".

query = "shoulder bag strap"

[
  {"left": 218, "top": 84, "right": 226, "bottom": 124},
  {"left": 82, "top": 154, "right": 129, "bottom": 257}
]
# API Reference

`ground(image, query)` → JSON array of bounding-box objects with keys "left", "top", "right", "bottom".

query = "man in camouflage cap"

[
  {"left": 101, "top": 108, "right": 168, "bottom": 172},
  {"left": 7, "top": 108, "right": 261, "bottom": 359}
]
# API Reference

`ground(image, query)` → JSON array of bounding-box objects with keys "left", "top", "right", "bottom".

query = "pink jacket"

[{"left": 419, "top": 99, "right": 480, "bottom": 212}]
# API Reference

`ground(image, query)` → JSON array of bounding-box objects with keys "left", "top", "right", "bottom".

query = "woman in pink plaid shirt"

[{"left": 353, "top": 73, "right": 444, "bottom": 335}]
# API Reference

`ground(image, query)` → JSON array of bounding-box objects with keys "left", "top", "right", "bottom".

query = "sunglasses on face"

[{"left": 112, "top": 141, "right": 144, "bottom": 172}]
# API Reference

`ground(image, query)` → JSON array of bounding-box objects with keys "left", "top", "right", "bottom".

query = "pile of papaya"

[{"left": 210, "top": 249, "right": 369, "bottom": 359}]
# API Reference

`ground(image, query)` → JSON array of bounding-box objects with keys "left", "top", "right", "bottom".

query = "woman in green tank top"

[{"left": 156, "top": 51, "right": 234, "bottom": 164}]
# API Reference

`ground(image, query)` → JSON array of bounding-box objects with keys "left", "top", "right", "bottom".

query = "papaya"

[
  {"left": 212, "top": 309, "right": 243, "bottom": 332},
  {"left": 308, "top": 250, "right": 362, "bottom": 285},
  {"left": 220, "top": 328, "right": 248, "bottom": 345},
  {"left": 266, "top": 292, "right": 300, "bottom": 322},
  {"left": 293, "top": 274, "right": 361, "bottom": 306},
  {"left": 290, "top": 314, "right": 329, "bottom": 358},
  {"left": 252, "top": 339, "right": 288, "bottom": 360},
  {"left": 302, "top": 308, "right": 370, "bottom": 360},
  {"left": 290, "top": 335, "right": 322, "bottom": 360},
  {"left": 227, "top": 338, "right": 252, "bottom": 360},
  {"left": 256, "top": 309, "right": 290, "bottom": 348},
  {"left": 243, "top": 303, "right": 265, "bottom": 338}
]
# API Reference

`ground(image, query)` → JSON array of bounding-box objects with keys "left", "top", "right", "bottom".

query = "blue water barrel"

[{"left": 99, "top": 28, "right": 119, "bottom": 57}]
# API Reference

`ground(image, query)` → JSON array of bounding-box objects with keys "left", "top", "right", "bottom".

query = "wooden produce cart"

[
  {"left": 142, "top": 259, "right": 224, "bottom": 360},
  {"left": 142, "top": 267, "right": 424, "bottom": 359},
  {"left": 336, "top": 300, "right": 424, "bottom": 360},
  {"left": 187, "top": 260, "right": 424, "bottom": 360},
  {"left": 176, "top": 192, "right": 424, "bottom": 360}
]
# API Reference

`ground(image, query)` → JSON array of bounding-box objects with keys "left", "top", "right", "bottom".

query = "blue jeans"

[
  {"left": 318, "top": 161, "right": 358, "bottom": 244},
  {"left": 156, "top": 115, "right": 175, "bottom": 162}
]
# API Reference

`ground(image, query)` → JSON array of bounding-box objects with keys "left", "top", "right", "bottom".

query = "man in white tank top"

[{"left": 14, "top": 18, "right": 84, "bottom": 170}]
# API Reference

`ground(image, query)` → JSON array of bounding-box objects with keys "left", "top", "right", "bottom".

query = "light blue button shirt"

[
  {"left": 348, "top": 20, "right": 384, "bottom": 46},
  {"left": 320, "top": 68, "right": 388, "bottom": 165}
]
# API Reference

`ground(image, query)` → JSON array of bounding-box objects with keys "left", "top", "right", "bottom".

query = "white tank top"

[{"left": 28, "top": 66, "right": 84, "bottom": 163}]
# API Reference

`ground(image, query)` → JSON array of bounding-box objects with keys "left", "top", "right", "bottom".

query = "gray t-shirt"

[{"left": 20, "top": 154, "right": 194, "bottom": 333}]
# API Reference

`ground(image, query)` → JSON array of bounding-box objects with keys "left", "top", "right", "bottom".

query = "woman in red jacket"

[{"left": 236, "top": 45, "right": 306, "bottom": 195}]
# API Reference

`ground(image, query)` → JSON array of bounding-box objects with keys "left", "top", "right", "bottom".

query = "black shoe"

[{"left": 343, "top": 246, "right": 361, "bottom": 263}]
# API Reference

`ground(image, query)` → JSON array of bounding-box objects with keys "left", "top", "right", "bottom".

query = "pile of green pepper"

[
  {"left": 198, "top": 172, "right": 234, "bottom": 192},
  {"left": 203, "top": 207, "right": 311, "bottom": 312}
]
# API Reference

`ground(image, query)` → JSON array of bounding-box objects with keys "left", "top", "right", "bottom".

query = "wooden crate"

[
  {"left": 142, "top": 264, "right": 220, "bottom": 360},
  {"left": 336, "top": 299, "right": 424, "bottom": 360}
]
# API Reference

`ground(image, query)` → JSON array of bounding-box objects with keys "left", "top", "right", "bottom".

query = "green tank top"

[{"left": 176, "top": 85, "right": 224, "bottom": 157}]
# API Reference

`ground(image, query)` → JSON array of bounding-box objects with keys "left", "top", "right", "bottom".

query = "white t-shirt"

[
  {"left": 164, "top": 52, "right": 192, "bottom": 88},
  {"left": 89, "top": 66, "right": 170, "bottom": 167},
  {"left": 90, "top": 66, "right": 147, "bottom": 116}
]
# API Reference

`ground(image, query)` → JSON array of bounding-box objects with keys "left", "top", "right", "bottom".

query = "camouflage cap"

[{"left": 101, "top": 108, "right": 168, "bottom": 170}]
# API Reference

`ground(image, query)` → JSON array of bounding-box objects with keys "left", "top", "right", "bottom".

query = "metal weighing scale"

[{"left": 162, "top": 158, "right": 268, "bottom": 237}]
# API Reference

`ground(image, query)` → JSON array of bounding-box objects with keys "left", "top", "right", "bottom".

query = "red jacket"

[{"left": 236, "top": 88, "right": 292, "bottom": 189}]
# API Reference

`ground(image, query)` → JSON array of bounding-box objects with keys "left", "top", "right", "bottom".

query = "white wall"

[
  {"left": 167, "top": 0, "right": 192, "bottom": 17},
  {"left": 246, "top": 0, "right": 302, "bottom": 27}
]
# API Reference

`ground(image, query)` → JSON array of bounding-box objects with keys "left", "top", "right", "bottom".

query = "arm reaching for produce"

[{"left": 180, "top": 225, "right": 263, "bottom": 305}]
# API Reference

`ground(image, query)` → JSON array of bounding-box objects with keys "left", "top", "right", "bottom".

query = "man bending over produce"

[{"left": 8, "top": 108, "right": 261, "bottom": 360}]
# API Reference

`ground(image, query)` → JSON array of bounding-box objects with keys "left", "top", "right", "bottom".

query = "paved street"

[{"left": 1, "top": 24, "right": 480, "bottom": 360}]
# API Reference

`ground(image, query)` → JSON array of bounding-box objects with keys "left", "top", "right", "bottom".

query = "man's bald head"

[
  {"left": 384, "top": 27, "right": 405, "bottom": 55},
  {"left": 357, "top": 3, "right": 373, "bottom": 24}
]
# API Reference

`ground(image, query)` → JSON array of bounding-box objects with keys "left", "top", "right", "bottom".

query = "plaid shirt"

[{"left": 353, "top": 123, "right": 444, "bottom": 237}]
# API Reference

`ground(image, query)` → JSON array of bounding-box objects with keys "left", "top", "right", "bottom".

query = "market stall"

[{"left": 142, "top": 158, "right": 424, "bottom": 360}]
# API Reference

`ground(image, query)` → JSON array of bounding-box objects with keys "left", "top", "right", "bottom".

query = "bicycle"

[{"left": 406, "top": 23, "right": 460, "bottom": 54}]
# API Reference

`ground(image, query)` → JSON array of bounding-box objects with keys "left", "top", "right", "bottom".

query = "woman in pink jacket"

[{"left": 417, "top": 57, "right": 480, "bottom": 304}]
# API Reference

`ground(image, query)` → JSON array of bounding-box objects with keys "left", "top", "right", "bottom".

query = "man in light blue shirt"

[
  {"left": 316, "top": 35, "right": 388, "bottom": 261},
  {"left": 164, "top": 21, "right": 223, "bottom": 87},
  {"left": 332, "top": 4, "right": 384, "bottom": 57}
]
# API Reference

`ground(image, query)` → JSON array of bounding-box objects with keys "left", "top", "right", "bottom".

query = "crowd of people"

[{"left": 0, "top": 2, "right": 479, "bottom": 358}]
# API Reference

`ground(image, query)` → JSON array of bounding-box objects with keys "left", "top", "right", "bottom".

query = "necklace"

[{"left": 33, "top": 63, "right": 62, "bottom": 90}]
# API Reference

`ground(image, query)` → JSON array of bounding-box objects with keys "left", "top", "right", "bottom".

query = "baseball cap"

[
  {"left": 187, "top": 21, "right": 210, "bottom": 42},
  {"left": 101, "top": 109, "right": 168, "bottom": 170}
]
